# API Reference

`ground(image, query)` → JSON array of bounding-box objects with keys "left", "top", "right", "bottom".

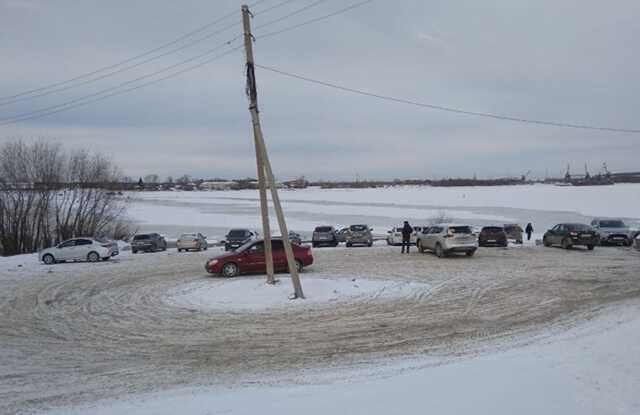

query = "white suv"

[
  {"left": 40, "top": 238, "right": 114, "bottom": 264},
  {"left": 416, "top": 224, "right": 478, "bottom": 257}
]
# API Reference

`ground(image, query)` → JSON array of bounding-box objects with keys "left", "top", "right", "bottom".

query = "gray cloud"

[{"left": 1, "top": 0, "right": 639, "bottom": 180}]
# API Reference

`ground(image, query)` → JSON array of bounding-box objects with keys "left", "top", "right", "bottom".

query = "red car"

[{"left": 205, "top": 239, "right": 313, "bottom": 277}]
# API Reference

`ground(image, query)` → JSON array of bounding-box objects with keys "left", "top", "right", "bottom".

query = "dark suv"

[
  {"left": 131, "top": 233, "right": 167, "bottom": 253},
  {"left": 478, "top": 226, "right": 508, "bottom": 247},
  {"left": 312, "top": 226, "right": 338, "bottom": 247},
  {"left": 543, "top": 223, "right": 599, "bottom": 250},
  {"left": 224, "top": 228, "right": 258, "bottom": 251}
]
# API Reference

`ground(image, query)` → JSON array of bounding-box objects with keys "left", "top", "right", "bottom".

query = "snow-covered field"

[{"left": 2, "top": 184, "right": 640, "bottom": 415}]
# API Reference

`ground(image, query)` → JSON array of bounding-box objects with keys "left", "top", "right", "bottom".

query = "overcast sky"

[{"left": 1, "top": 0, "right": 639, "bottom": 180}]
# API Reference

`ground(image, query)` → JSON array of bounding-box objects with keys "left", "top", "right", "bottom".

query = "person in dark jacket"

[
  {"left": 525, "top": 223, "right": 534, "bottom": 241},
  {"left": 401, "top": 221, "right": 413, "bottom": 253}
]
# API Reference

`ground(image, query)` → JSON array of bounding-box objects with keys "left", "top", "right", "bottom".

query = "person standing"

[
  {"left": 401, "top": 221, "right": 413, "bottom": 254},
  {"left": 525, "top": 223, "right": 534, "bottom": 241}
]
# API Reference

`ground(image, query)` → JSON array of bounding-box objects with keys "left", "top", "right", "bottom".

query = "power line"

[
  {"left": 0, "top": 43, "right": 242, "bottom": 125},
  {"left": 254, "top": 0, "right": 331, "bottom": 30},
  {"left": 255, "top": 64, "right": 640, "bottom": 134},
  {"left": 0, "top": 0, "right": 270, "bottom": 103},
  {"left": 0, "top": 1, "right": 374, "bottom": 126},
  {"left": 257, "top": 0, "right": 374, "bottom": 39},
  {"left": 0, "top": 46, "right": 243, "bottom": 126}
]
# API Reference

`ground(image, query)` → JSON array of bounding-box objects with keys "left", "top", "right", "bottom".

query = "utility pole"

[{"left": 242, "top": 5, "right": 304, "bottom": 298}]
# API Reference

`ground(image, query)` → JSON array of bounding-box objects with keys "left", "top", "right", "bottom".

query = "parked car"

[
  {"left": 387, "top": 226, "right": 424, "bottom": 245},
  {"left": 312, "top": 226, "right": 338, "bottom": 247},
  {"left": 345, "top": 224, "right": 373, "bottom": 247},
  {"left": 40, "top": 238, "right": 114, "bottom": 264},
  {"left": 416, "top": 224, "right": 478, "bottom": 257},
  {"left": 97, "top": 239, "right": 119, "bottom": 257},
  {"left": 503, "top": 224, "right": 524, "bottom": 244},
  {"left": 177, "top": 233, "right": 208, "bottom": 252},
  {"left": 635, "top": 233, "right": 640, "bottom": 250},
  {"left": 590, "top": 218, "right": 632, "bottom": 246},
  {"left": 543, "top": 223, "right": 599, "bottom": 250},
  {"left": 478, "top": 226, "right": 508, "bottom": 247},
  {"left": 287, "top": 231, "right": 303, "bottom": 245},
  {"left": 224, "top": 228, "right": 258, "bottom": 251},
  {"left": 131, "top": 233, "right": 167, "bottom": 254},
  {"left": 205, "top": 238, "right": 313, "bottom": 277},
  {"left": 336, "top": 227, "right": 350, "bottom": 243}
]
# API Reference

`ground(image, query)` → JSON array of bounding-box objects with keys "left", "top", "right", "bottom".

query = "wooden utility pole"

[{"left": 242, "top": 5, "right": 304, "bottom": 298}]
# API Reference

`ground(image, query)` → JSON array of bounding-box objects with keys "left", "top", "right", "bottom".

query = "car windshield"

[
  {"left": 450, "top": 226, "right": 472, "bottom": 234},
  {"left": 315, "top": 226, "right": 333, "bottom": 232},
  {"left": 482, "top": 227, "right": 503, "bottom": 232},
  {"left": 228, "top": 230, "right": 249, "bottom": 237},
  {"left": 133, "top": 235, "right": 150, "bottom": 240},
  {"left": 600, "top": 220, "right": 625, "bottom": 228},
  {"left": 567, "top": 224, "right": 592, "bottom": 231},
  {"left": 350, "top": 225, "right": 368, "bottom": 232}
]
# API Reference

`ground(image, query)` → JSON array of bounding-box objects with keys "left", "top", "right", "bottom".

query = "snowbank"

[{"left": 165, "top": 277, "right": 431, "bottom": 312}]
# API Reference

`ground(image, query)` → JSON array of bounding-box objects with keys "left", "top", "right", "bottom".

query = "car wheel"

[
  {"left": 587, "top": 244, "right": 595, "bottom": 251},
  {"left": 418, "top": 240, "right": 425, "bottom": 253},
  {"left": 132, "top": 249, "right": 138, "bottom": 254},
  {"left": 102, "top": 257, "right": 110, "bottom": 261},
  {"left": 346, "top": 242, "right": 352, "bottom": 247},
  {"left": 466, "top": 249, "right": 476, "bottom": 257},
  {"left": 295, "top": 259, "right": 303, "bottom": 272},
  {"left": 561, "top": 238, "right": 572, "bottom": 250},
  {"left": 368, "top": 241, "right": 373, "bottom": 247},
  {"left": 87, "top": 251, "right": 100, "bottom": 262},
  {"left": 312, "top": 242, "right": 318, "bottom": 248},
  {"left": 221, "top": 262, "right": 239, "bottom": 278},
  {"left": 42, "top": 254, "right": 55, "bottom": 265},
  {"left": 543, "top": 237, "right": 551, "bottom": 247},
  {"left": 435, "top": 243, "right": 444, "bottom": 258}
]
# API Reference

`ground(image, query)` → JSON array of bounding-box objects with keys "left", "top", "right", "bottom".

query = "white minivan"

[{"left": 40, "top": 238, "right": 113, "bottom": 264}]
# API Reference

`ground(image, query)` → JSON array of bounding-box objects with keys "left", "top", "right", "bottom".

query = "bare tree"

[{"left": 0, "top": 140, "right": 131, "bottom": 256}]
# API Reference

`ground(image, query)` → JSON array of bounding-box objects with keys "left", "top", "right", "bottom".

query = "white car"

[
  {"left": 177, "top": 233, "right": 208, "bottom": 252},
  {"left": 386, "top": 226, "right": 424, "bottom": 245},
  {"left": 416, "top": 224, "right": 478, "bottom": 257},
  {"left": 40, "top": 238, "right": 114, "bottom": 264}
]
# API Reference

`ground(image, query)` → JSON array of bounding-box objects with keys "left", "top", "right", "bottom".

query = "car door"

[
  {"left": 242, "top": 242, "right": 265, "bottom": 273},
  {"left": 270, "top": 240, "right": 288, "bottom": 271},
  {"left": 424, "top": 227, "right": 437, "bottom": 250},
  {"left": 74, "top": 239, "right": 94, "bottom": 260},
  {"left": 56, "top": 239, "right": 77, "bottom": 261},
  {"left": 551, "top": 225, "right": 564, "bottom": 245}
]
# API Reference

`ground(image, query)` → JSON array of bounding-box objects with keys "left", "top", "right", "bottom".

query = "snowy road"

[{"left": 1, "top": 245, "right": 640, "bottom": 414}]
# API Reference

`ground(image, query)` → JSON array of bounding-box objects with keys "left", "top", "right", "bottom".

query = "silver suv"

[
  {"left": 416, "top": 224, "right": 478, "bottom": 257},
  {"left": 590, "top": 218, "right": 632, "bottom": 246},
  {"left": 312, "top": 226, "right": 338, "bottom": 247},
  {"left": 345, "top": 224, "right": 373, "bottom": 247}
]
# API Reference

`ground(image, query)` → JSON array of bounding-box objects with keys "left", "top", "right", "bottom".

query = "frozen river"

[{"left": 128, "top": 184, "right": 640, "bottom": 240}]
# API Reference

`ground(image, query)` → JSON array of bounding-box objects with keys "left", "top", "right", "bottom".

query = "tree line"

[{"left": 0, "top": 140, "right": 131, "bottom": 256}]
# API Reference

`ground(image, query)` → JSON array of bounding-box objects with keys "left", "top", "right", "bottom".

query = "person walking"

[
  {"left": 401, "top": 221, "right": 413, "bottom": 254},
  {"left": 525, "top": 223, "right": 534, "bottom": 241}
]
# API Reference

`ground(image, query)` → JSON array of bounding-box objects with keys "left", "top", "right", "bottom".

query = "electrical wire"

[
  {"left": 0, "top": 0, "right": 270, "bottom": 103},
  {"left": 257, "top": 0, "right": 373, "bottom": 39},
  {"left": 0, "top": 46, "right": 243, "bottom": 126},
  {"left": 0, "top": 43, "right": 242, "bottom": 125},
  {"left": 254, "top": 0, "right": 331, "bottom": 30},
  {"left": 255, "top": 64, "right": 640, "bottom": 133},
  {"left": 0, "top": 0, "right": 373, "bottom": 125}
]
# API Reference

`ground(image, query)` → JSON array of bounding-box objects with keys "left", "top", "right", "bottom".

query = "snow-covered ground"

[
  {"left": 43, "top": 300, "right": 640, "bottom": 415},
  {"left": 3, "top": 184, "right": 640, "bottom": 414}
]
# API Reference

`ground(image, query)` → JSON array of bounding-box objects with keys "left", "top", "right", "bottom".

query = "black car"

[
  {"left": 478, "top": 226, "right": 508, "bottom": 247},
  {"left": 131, "top": 233, "right": 167, "bottom": 253},
  {"left": 224, "top": 228, "right": 258, "bottom": 251},
  {"left": 543, "top": 223, "right": 599, "bottom": 250}
]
